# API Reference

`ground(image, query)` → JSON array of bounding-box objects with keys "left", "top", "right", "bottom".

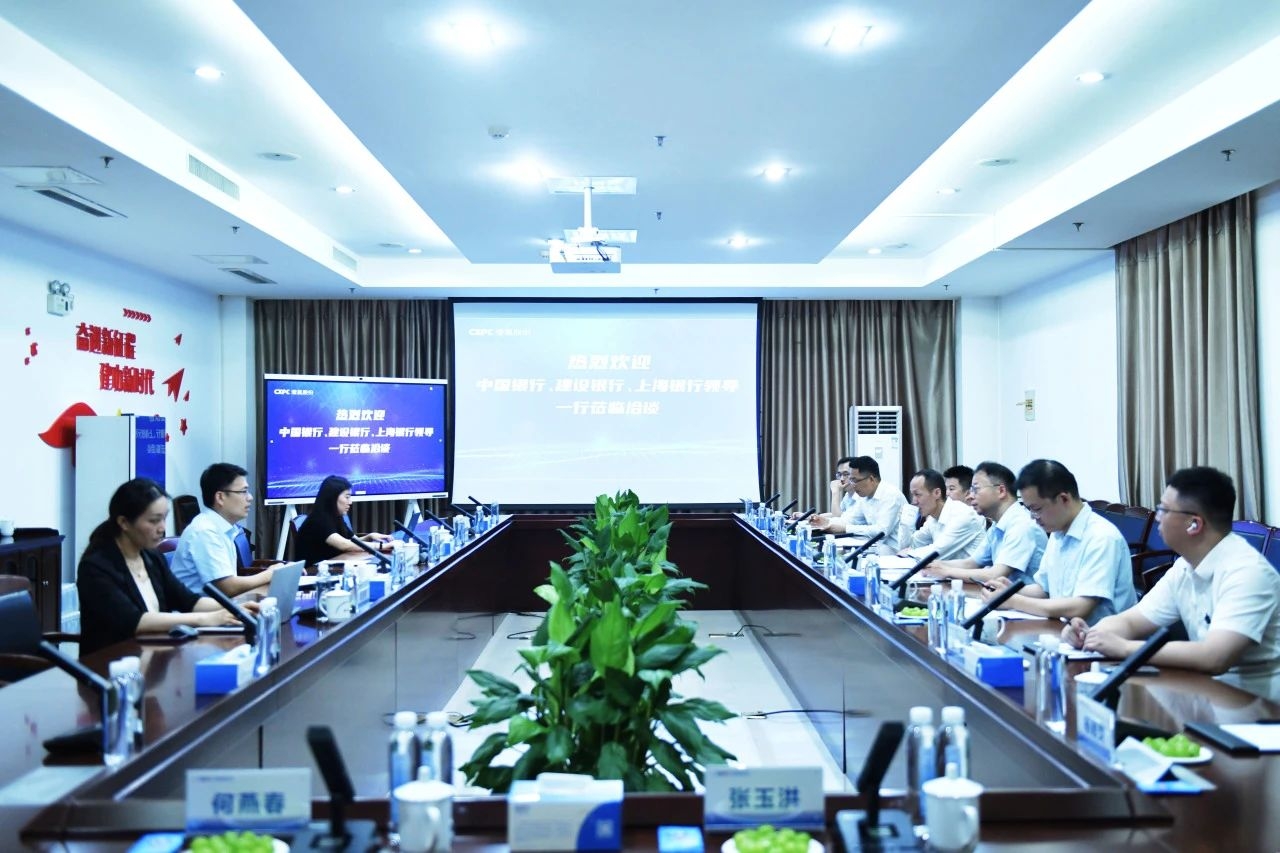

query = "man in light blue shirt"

[
  {"left": 983, "top": 459, "right": 1135, "bottom": 624},
  {"left": 172, "top": 463, "right": 277, "bottom": 596},
  {"left": 926, "top": 461, "right": 1046, "bottom": 583}
]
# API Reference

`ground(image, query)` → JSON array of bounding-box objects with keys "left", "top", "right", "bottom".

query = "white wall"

[
  {"left": 1256, "top": 179, "right": 1280, "bottom": 524},
  {"left": 955, "top": 254, "right": 1121, "bottom": 502},
  {"left": 0, "top": 222, "right": 222, "bottom": 579}
]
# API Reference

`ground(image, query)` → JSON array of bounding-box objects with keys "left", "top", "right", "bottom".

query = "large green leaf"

[
  {"left": 461, "top": 731, "right": 510, "bottom": 776},
  {"left": 507, "top": 715, "right": 545, "bottom": 746},
  {"left": 649, "top": 736, "right": 694, "bottom": 791},
  {"left": 533, "top": 583, "right": 558, "bottom": 606},
  {"left": 637, "top": 668, "right": 673, "bottom": 690},
  {"left": 634, "top": 601, "right": 678, "bottom": 641},
  {"left": 670, "top": 697, "right": 737, "bottom": 722},
  {"left": 545, "top": 726, "right": 573, "bottom": 766},
  {"left": 547, "top": 598, "right": 574, "bottom": 645},
  {"left": 467, "top": 669, "right": 521, "bottom": 698},
  {"left": 589, "top": 599, "right": 634, "bottom": 675},
  {"left": 511, "top": 739, "right": 548, "bottom": 782},
  {"left": 596, "top": 742, "right": 629, "bottom": 780},
  {"left": 469, "top": 694, "right": 531, "bottom": 725},
  {"left": 635, "top": 643, "right": 686, "bottom": 669},
  {"left": 671, "top": 645, "right": 723, "bottom": 675},
  {"left": 567, "top": 694, "right": 624, "bottom": 726}
]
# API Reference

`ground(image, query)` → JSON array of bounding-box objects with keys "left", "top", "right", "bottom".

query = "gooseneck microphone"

[
  {"left": 961, "top": 579, "right": 1027, "bottom": 640},
  {"left": 1089, "top": 625, "right": 1172, "bottom": 711},
  {"left": 350, "top": 536, "right": 391, "bottom": 568},
  {"left": 466, "top": 495, "right": 489, "bottom": 511},
  {"left": 785, "top": 507, "right": 817, "bottom": 531},
  {"left": 889, "top": 550, "right": 940, "bottom": 593},
  {"left": 421, "top": 508, "right": 455, "bottom": 533},
  {"left": 201, "top": 582, "right": 258, "bottom": 643},
  {"left": 846, "top": 531, "right": 886, "bottom": 564},
  {"left": 761, "top": 492, "right": 782, "bottom": 507},
  {"left": 835, "top": 720, "right": 912, "bottom": 852},
  {"left": 449, "top": 503, "right": 477, "bottom": 522},
  {"left": 393, "top": 520, "right": 431, "bottom": 549},
  {"left": 779, "top": 498, "right": 799, "bottom": 515}
]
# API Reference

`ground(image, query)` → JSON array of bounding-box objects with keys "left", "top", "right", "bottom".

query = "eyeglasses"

[
  {"left": 968, "top": 482, "right": 997, "bottom": 494},
  {"left": 838, "top": 472, "right": 871, "bottom": 484},
  {"left": 1155, "top": 506, "right": 1197, "bottom": 519},
  {"left": 220, "top": 488, "right": 252, "bottom": 496}
]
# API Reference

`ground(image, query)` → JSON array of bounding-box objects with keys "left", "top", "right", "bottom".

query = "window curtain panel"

[
  {"left": 1116, "top": 193, "right": 1263, "bottom": 519},
  {"left": 253, "top": 299, "right": 453, "bottom": 555},
  {"left": 760, "top": 300, "right": 956, "bottom": 514}
]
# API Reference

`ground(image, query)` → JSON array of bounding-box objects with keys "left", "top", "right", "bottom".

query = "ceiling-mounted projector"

[{"left": 546, "top": 178, "right": 635, "bottom": 274}]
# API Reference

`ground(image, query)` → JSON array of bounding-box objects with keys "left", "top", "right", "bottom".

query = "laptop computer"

[{"left": 266, "top": 560, "right": 306, "bottom": 617}]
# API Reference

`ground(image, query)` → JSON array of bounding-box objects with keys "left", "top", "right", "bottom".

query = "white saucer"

[{"left": 1167, "top": 745, "right": 1213, "bottom": 765}]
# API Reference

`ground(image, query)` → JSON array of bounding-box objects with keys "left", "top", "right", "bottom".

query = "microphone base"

[
  {"left": 43, "top": 725, "right": 103, "bottom": 755},
  {"left": 301, "top": 819, "right": 375, "bottom": 852},
  {"left": 835, "top": 809, "right": 921, "bottom": 852}
]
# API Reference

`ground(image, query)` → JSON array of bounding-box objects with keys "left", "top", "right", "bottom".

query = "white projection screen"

[{"left": 451, "top": 301, "right": 762, "bottom": 507}]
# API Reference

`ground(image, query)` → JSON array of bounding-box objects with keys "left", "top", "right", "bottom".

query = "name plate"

[
  {"left": 1076, "top": 695, "right": 1117, "bottom": 765},
  {"left": 704, "top": 766, "right": 823, "bottom": 831},
  {"left": 186, "top": 767, "right": 310, "bottom": 833}
]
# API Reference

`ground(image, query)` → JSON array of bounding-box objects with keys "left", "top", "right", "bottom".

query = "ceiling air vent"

[
  {"left": 188, "top": 155, "right": 240, "bottom": 200},
  {"left": 28, "top": 187, "right": 125, "bottom": 218},
  {"left": 222, "top": 267, "right": 276, "bottom": 285},
  {"left": 331, "top": 246, "right": 357, "bottom": 271}
]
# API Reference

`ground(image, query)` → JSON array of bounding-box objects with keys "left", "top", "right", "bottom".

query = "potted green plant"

[{"left": 460, "top": 491, "right": 736, "bottom": 792}]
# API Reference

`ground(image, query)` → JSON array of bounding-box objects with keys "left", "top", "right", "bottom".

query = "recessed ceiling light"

[
  {"left": 407, "top": 248, "right": 423, "bottom": 255},
  {"left": 259, "top": 152, "right": 299, "bottom": 162},
  {"left": 194, "top": 66, "right": 224, "bottom": 80},
  {"left": 1075, "top": 71, "right": 1107, "bottom": 84},
  {"left": 866, "top": 247, "right": 883, "bottom": 255},
  {"left": 936, "top": 187, "right": 960, "bottom": 195},
  {"left": 977, "top": 158, "right": 1016, "bottom": 168},
  {"left": 825, "top": 21, "right": 872, "bottom": 52},
  {"left": 442, "top": 18, "right": 496, "bottom": 52},
  {"left": 378, "top": 242, "right": 405, "bottom": 249},
  {"left": 727, "top": 235, "right": 750, "bottom": 249},
  {"left": 333, "top": 185, "right": 356, "bottom": 195},
  {"left": 762, "top": 164, "right": 790, "bottom": 182},
  {"left": 505, "top": 159, "right": 548, "bottom": 186}
]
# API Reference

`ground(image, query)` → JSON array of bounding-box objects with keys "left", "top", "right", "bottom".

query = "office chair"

[
  {"left": 0, "top": 584, "right": 77, "bottom": 686},
  {"left": 172, "top": 494, "right": 201, "bottom": 536}
]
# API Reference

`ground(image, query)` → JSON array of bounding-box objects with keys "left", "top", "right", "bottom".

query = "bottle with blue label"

[
  {"left": 934, "top": 705, "right": 970, "bottom": 779},
  {"left": 864, "top": 555, "right": 881, "bottom": 610},
  {"left": 254, "top": 597, "right": 280, "bottom": 677},
  {"left": 905, "top": 705, "right": 936, "bottom": 834},
  {"left": 1036, "top": 634, "right": 1066, "bottom": 734},
  {"left": 821, "top": 535, "right": 837, "bottom": 578},
  {"left": 945, "top": 579, "right": 967, "bottom": 652},
  {"left": 419, "top": 711, "right": 454, "bottom": 787},
  {"left": 927, "top": 589, "right": 947, "bottom": 653},
  {"left": 388, "top": 710, "right": 421, "bottom": 832}
]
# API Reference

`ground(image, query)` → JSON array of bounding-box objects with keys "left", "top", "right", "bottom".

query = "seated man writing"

[
  {"left": 900, "top": 468, "right": 985, "bottom": 561},
  {"left": 1063, "top": 466, "right": 1280, "bottom": 700},
  {"left": 982, "top": 459, "right": 1135, "bottom": 623},
  {"left": 925, "top": 461, "right": 1046, "bottom": 583},
  {"left": 810, "top": 456, "right": 906, "bottom": 552}
]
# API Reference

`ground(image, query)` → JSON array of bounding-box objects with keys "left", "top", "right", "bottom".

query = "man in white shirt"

[
  {"left": 984, "top": 459, "right": 1135, "bottom": 624},
  {"left": 172, "top": 463, "right": 277, "bottom": 596},
  {"left": 925, "top": 461, "right": 1047, "bottom": 583},
  {"left": 828, "top": 456, "right": 858, "bottom": 516},
  {"left": 944, "top": 465, "right": 973, "bottom": 504},
  {"left": 900, "top": 468, "right": 985, "bottom": 560},
  {"left": 811, "top": 456, "right": 906, "bottom": 552},
  {"left": 1064, "top": 466, "right": 1280, "bottom": 699}
]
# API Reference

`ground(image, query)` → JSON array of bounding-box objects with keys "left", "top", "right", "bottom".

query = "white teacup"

[
  {"left": 922, "top": 774, "right": 982, "bottom": 852},
  {"left": 394, "top": 779, "right": 452, "bottom": 852},
  {"left": 318, "top": 589, "right": 353, "bottom": 622},
  {"left": 0, "top": 519, "right": 13, "bottom": 538}
]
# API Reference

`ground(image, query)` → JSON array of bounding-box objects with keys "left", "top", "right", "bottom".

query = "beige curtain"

[
  {"left": 760, "top": 300, "right": 956, "bottom": 513},
  {"left": 1116, "top": 193, "right": 1263, "bottom": 519},
  {"left": 252, "top": 299, "right": 453, "bottom": 555}
]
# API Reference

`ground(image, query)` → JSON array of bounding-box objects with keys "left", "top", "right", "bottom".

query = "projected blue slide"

[
  {"left": 263, "top": 375, "right": 447, "bottom": 504},
  {"left": 451, "top": 302, "right": 761, "bottom": 506}
]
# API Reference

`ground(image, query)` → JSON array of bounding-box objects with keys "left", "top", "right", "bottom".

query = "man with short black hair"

[
  {"left": 829, "top": 456, "right": 858, "bottom": 516},
  {"left": 925, "top": 461, "right": 1046, "bottom": 582},
  {"left": 943, "top": 465, "right": 974, "bottom": 503},
  {"left": 900, "top": 468, "right": 985, "bottom": 560},
  {"left": 1065, "top": 466, "right": 1280, "bottom": 699},
  {"left": 983, "top": 459, "right": 1134, "bottom": 623},
  {"left": 812, "top": 456, "right": 906, "bottom": 551},
  {"left": 172, "top": 463, "right": 276, "bottom": 596}
]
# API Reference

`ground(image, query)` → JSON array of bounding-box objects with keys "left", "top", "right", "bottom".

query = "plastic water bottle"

[
  {"left": 864, "top": 555, "right": 881, "bottom": 610},
  {"left": 822, "top": 535, "right": 837, "bottom": 578},
  {"left": 905, "top": 706, "right": 936, "bottom": 833},
  {"left": 771, "top": 511, "right": 784, "bottom": 542},
  {"left": 420, "top": 711, "right": 454, "bottom": 787},
  {"left": 103, "top": 663, "right": 132, "bottom": 767},
  {"left": 1036, "top": 634, "right": 1066, "bottom": 734},
  {"left": 254, "top": 597, "right": 280, "bottom": 677},
  {"left": 935, "top": 706, "right": 970, "bottom": 779},
  {"left": 945, "top": 579, "right": 967, "bottom": 652},
  {"left": 118, "top": 655, "right": 146, "bottom": 751},
  {"left": 927, "top": 589, "right": 947, "bottom": 654},
  {"left": 388, "top": 711, "right": 421, "bottom": 831}
]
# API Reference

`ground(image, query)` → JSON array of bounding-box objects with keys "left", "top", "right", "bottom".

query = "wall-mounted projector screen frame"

[
  {"left": 262, "top": 373, "right": 448, "bottom": 506},
  {"left": 449, "top": 298, "right": 763, "bottom": 510}
]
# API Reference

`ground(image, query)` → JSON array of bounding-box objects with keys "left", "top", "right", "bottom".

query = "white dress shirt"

[
  {"left": 1033, "top": 503, "right": 1136, "bottom": 624},
  {"left": 903, "top": 498, "right": 986, "bottom": 560},
  {"left": 171, "top": 507, "right": 239, "bottom": 594},
  {"left": 1137, "top": 533, "right": 1280, "bottom": 699},
  {"left": 840, "top": 481, "right": 908, "bottom": 552}
]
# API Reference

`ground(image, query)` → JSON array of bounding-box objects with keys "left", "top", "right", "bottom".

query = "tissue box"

[
  {"left": 847, "top": 572, "right": 866, "bottom": 597},
  {"left": 509, "top": 775, "right": 623, "bottom": 851},
  {"left": 366, "top": 576, "right": 387, "bottom": 602},
  {"left": 194, "top": 644, "right": 254, "bottom": 694},
  {"left": 961, "top": 642, "right": 1024, "bottom": 687}
]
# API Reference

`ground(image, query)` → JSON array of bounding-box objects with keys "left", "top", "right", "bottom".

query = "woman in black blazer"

[{"left": 77, "top": 478, "right": 245, "bottom": 656}]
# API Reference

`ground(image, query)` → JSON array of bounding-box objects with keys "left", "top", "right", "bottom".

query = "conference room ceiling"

[{"left": 1, "top": 1, "right": 1279, "bottom": 299}]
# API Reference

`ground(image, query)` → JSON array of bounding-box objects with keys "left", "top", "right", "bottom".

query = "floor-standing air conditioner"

[{"left": 847, "top": 405, "right": 902, "bottom": 491}]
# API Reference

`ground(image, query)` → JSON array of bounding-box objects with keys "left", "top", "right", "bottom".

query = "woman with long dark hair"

[
  {"left": 77, "top": 478, "right": 245, "bottom": 655},
  {"left": 295, "top": 475, "right": 393, "bottom": 565}
]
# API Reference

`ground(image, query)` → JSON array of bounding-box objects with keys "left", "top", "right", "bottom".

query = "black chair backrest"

[
  {"left": 0, "top": 590, "right": 42, "bottom": 655},
  {"left": 173, "top": 495, "right": 201, "bottom": 536}
]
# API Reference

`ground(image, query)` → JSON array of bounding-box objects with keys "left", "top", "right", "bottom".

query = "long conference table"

[{"left": 1, "top": 513, "right": 1277, "bottom": 851}]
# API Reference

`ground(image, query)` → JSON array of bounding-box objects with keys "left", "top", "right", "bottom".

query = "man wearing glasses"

[
  {"left": 1064, "top": 467, "right": 1280, "bottom": 699},
  {"left": 924, "top": 461, "right": 1046, "bottom": 583},
  {"left": 981, "top": 459, "right": 1134, "bottom": 624},
  {"left": 828, "top": 456, "right": 859, "bottom": 516},
  {"left": 173, "top": 462, "right": 277, "bottom": 595},
  {"left": 811, "top": 456, "right": 906, "bottom": 552}
]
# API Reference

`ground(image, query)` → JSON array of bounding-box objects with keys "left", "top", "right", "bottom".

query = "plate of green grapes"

[
  {"left": 722, "top": 825, "right": 821, "bottom": 853},
  {"left": 185, "top": 831, "right": 288, "bottom": 853},
  {"left": 1142, "top": 733, "right": 1212, "bottom": 765}
]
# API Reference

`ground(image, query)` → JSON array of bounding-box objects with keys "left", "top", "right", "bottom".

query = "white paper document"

[{"left": 1219, "top": 724, "right": 1280, "bottom": 752}]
